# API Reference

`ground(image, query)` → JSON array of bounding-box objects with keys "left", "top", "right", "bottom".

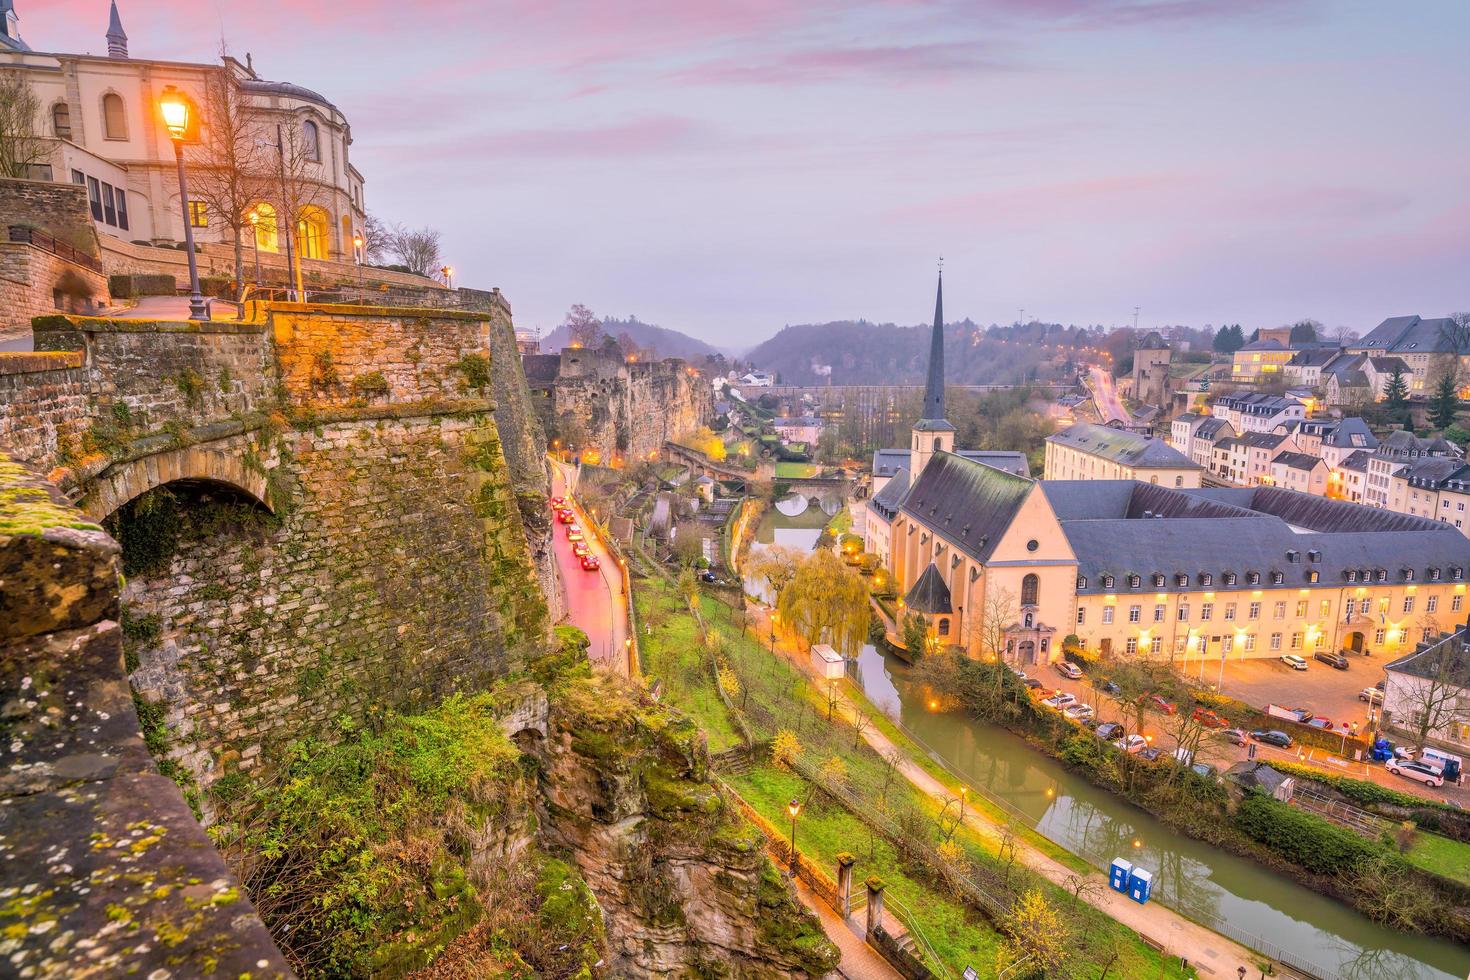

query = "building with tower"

[
  {"left": 0, "top": 1, "right": 366, "bottom": 261},
  {"left": 1131, "top": 330, "right": 1172, "bottom": 407}
]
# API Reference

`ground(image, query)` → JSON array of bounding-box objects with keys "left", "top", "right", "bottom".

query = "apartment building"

[
  {"left": 1044, "top": 421, "right": 1202, "bottom": 487},
  {"left": 1212, "top": 392, "right": 1305, "bottom": 434}
]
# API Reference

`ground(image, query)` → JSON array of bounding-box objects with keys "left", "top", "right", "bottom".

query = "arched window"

[
  {"left": 252, "top": 203, "right": 279, "bottom": 253},
  {"left": 102, "top": 93, "right": 127, "bottom": 140},
  {"left": 1024, "top": 612, "right": 1034, "bottom": 628},
  {"left": 303, "top": 119, "right": 320, "bottom": 162},
  {"left": 937, "top": 618, "right": 949, "bottom": 637},
  {"left": 52, "top": 102, "right": 71, "bottom": 140},
  {"left": 1021, "top": 573, "right": 1039, "bottom": 607},
  {"left": 933, "top": 437, "right": 941, "bottom": 451},
  {"left": 297, "top": 205, "right": 329, "bottom": 260}
]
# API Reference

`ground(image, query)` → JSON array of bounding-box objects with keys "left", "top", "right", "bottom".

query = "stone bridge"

[
  {"left": 661, "top": 440, "right": 851, "bottom": 499},
  {"left": 0, "top": 296, "right": 555, "bottom": 976}
]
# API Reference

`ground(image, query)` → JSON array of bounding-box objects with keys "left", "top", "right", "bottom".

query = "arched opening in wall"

[
  {"left": 510, "top": 726, "right": 545, "bottom": 754},
  {"left": 104, "top": 479, "right": 277, "bottom": 578},
  {"left": 297, "top": 205, "right": 329, "bottom": 260},
  {"left": 252, "top": 202, "right": 280, "bottom": 253},
  {"left": 51, "top": 101, "right": 71, "bottom": 139}
]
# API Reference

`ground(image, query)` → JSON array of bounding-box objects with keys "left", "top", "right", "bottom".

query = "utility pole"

[{"left": 1018, "top": 308, "right": 1025, "bottom": 328}]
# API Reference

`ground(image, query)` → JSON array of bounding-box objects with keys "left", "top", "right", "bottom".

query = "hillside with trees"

[{"left": 541, "top": 314, "right": 722, "bottom": 361}]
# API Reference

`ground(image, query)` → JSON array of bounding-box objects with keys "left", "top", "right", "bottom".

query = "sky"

[{"left": 20, "top": 0, "right": 1470, "bottom": 345}]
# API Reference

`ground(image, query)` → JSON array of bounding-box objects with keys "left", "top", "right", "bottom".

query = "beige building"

[
  {"left": 1131, "top": 331, "right": 1172, "bottom": 407},
  {"left": 881, "top": 459, "right": 1470, "bottom": 667},
  {"left": 0, "top": 2, "right": 365, "bottom": 262},
  {"left": 1270, "top": 452, "right": 1328, "bottom": 495},
  {"left": 1045, "top": 421, "right": 1201, "bottom": 487},
  {"left": 1388, "top": 457, "right": 1470, "bottom": 537},
  {"left": 1231, "top": 339, "right": 1296, "bottom": 384}
]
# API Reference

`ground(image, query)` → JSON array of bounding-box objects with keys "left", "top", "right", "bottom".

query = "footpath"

[{"left": 755, "top": 604, "right": 1267, "bottom": 980}]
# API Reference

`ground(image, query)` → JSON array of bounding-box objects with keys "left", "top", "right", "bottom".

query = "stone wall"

[
  {"left": 0, "top": 452, "right": 290, "bottom": 978},
  {"left": 0, "top": 242, "right": 110, "bottom": 333},
  {"left": 539, "top": 347, "right": 713, "bottom": 464},
  {"left": 0, "top": 176, "right": 97, "bottom": 254},
  {"left": 0, "top": 351, "right": 88, "bottom": 475}
]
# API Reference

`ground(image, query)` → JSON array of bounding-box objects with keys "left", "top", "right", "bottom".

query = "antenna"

[
  {"left": 1133, "top": 306, "right": 1140, "bottom": 331},
  {"left": 1019, "top": 308, "right": 1025, "bottom": 327}
]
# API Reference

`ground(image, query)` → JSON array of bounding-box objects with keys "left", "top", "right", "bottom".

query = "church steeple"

[
  {"left": 908, "top": 264, "right": 956, "bottom": 486},
  {"left": 106, "top": 0, "right": 128, "bottom": 59},
  {"left": 914, "top": 266, "right": 954, "bottom": 433}
]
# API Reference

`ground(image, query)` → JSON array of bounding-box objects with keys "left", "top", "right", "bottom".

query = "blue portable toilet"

[
  {"left": 1128, "top": 867, "right": 1153, "bottom": 904},
  {"left": 1109, "top": 858, "right": 1133, "bottom": 893}
]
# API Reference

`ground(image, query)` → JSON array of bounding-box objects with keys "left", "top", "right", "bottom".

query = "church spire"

[
  {"left": 106, "top": 0, "right": 127, "bottom": 59},
  {"left": 915, "top": 263, "right": 954, "bottom": 432}
]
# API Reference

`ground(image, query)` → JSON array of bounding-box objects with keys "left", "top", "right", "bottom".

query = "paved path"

[
  {"left": 1088, "top": 363, "right": 1128, "bottom": 423},
  {"left": 755, "top": 605, "right": 1261, "bottom": 980},
  {"left": 107, "top": 295, "right": 243, "bottom": 320},
  {"left": 790, "top": 877, "right": 901, "bottom": 980},
  {"left": 549, "top": 458, "right": 630, "bottom": 674}
]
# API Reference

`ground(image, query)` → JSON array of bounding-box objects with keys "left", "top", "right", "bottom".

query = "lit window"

[
  {"left": 1249, "top": 602, "right": 1261, "bottom": 620},
  {"left": 1269, "top": 632, "right": 1282, "bottom": 650},
  {"left": 1374, "top": 628, "right": 1385, "bottom": 645},
  {"left": 1102, "top": 607, "right": 1114, "bottom": 625},
  {"left": 1319, "top": 600, "right": 1330, "bottom": 618},
  {"left": 1295, "top": 601, "right": 1308, "bottom": 618},
  {"left": 188, "top": 200, "right": 207, "bottom": 227},
  {"left": 1128, "top": 605, "right": 1141, "bottom": 624},
  {"left": 1244, "top": 634, "right": 1256, "bottom": 651},
  {"left": 1290, "top": 632, "right": 1303, "bottom": 650},
  {"left": 1224, "top": 603, "right": 1236, "bottom": 621}
]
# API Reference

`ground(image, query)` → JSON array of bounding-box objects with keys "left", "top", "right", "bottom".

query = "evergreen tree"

[
  {"left": 1383, "top": 364, "right": 1410, "bottom": 409},
  {"left": 1430, "top": 371, "right": 1461, "bottom": 430},
  {"left": 1289, "top": 320, "right": 1320, "bottom": 345},
  {"left": 1212, "top": 324, "right": 1245, "bottom": 354}
]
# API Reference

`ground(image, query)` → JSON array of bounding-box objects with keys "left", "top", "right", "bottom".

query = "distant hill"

[
  {"left": 540, "top": 316, "right": 722, "bottom": 361},
  {"left": 745, "top": 320, "right": 1093, "bottom": 386}
]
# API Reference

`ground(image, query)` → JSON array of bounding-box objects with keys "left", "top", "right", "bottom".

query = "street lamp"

[
  {"left": 352, "top": 231, "right": 364, "bottom": 291},
  {"left": 786, "top": 798, "right": 802, "bottom": 873},
  {"left": 959, "top": 786, "right": 967, "bottom": 824},
  {"left": 441, "top": 264, "right": 454, "bottom": 288},
  {"left": 769, "top": 611, "right": 778, "bottom": 653},
  {"left": 158, "top": 86, "right": 207, "bottom": 320}
]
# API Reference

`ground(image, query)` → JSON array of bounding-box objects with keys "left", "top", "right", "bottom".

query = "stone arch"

[{"left": 80, "top": 446, "right": 272, "bottom": 521}]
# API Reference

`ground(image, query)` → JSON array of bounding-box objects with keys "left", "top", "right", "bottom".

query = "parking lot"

[{"left": 1211, "top": 654, "right": 1387, "bottom": 733}]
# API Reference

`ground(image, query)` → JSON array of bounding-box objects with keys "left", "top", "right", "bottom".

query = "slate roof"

[
  {"left": 1195, "top": 417, "right": 1234, "bottom": 441},
  {"left": 1336, "top": 450, "right": 1371, "bottom": 473},
  {"left": 1289, "top": 347, "right": 1343, "bottom": 368},
  {"left": 905, "top": 562, "right": 954, "bottom": 615},
  {"left": 917, "top": 272, "right": 955, "bottom": 431},
  {"left": 241, "top": 78, "right": 337, "bottom": 110},
  {"left": 1368, "top": 356, "right": 1410, "bottom": 373},
  {"left": 868, "top": 467, "right": 911, "bottom": 522},
  {"left": 872, "top": 448, "right": 1029, "bottom": 480},
  {"left": 1401, "top": 456, "right": 1470, "bottom": 489},
  {"left": 899, "top": 452, "right": 1034, "bottom": 563},
  {"left": 1321, "top": 417, "right": 1378, "bottom": 450},
  {"left": 1357, "top": 315, "right": 1467, "bottom": 355},
  {"left": 1047, "top": 422, "right": 1197, "bottom": 470},
  {"left": 1273, "top": 452, "right": 1324, "bottom": 472},
  {"left": 1049, "top": 482, "right": 1470, "bottom": 595},
  {"left": 1226, "top": 762, "right": 1293, "bottom": 795},
  {"left": 1385, "top": 632, "right": 1470, "bottom": 687}
]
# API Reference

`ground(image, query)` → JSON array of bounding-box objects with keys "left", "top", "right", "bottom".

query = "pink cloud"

[
  {"left": 669, "top": 40, "right": 1016, "bottom": 86},
  {"left": 398, "top": 115, "right": 707, "bottom": 163}
]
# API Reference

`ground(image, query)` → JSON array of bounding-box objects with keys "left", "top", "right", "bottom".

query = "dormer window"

[
  {"left": 1102, "top": 575, "right": 1115, "bottom": 590},
  {"left": 1077, "top": 576, "right": 1088, "bottom": 590},
  {"left": 1375, "top": 569, "right": 1387, "bottom": 582},
  {"left": 1286, "top": 550, "right": 1300, "bottom": 563},
  {"left": 1247, "top": 571, "right": 1260, "bottom": 585},
  {"left": 1346, "top": 570, "right": 1358, "bottom": 583},
  {"left": 1307, "top": 570, "right": 1319, "bottom": 583},
  {"left": 1271, "top": 571, "right": 1284, "bottom": 584},
  {"left": 1454, "top": 567, "right": 1464, "bottom": 581},
  {"left": 1307, "top": 550, "right": 1321, "bottom": 563},
  {"left": 1153, "top": 574, "right": 1165, "bottom": 588},
  {"left": 1176, "top": 574, "right": 1188, "bottom": 588},
  {"left": 1224, "top": 572, "right": 1237, "bottom": 586},
  {"left": 1430, "top": 567, "right": 1442, "bottom": 581},
  {"left": 1128, "top": 574, "right": 1141, "bottom": 589},
  {"left": 1403, "top": 569, "right": 1414, "bottom": 582},
  {"left": 1199, "top": 572, "right": 1213, "bottom": 587}
]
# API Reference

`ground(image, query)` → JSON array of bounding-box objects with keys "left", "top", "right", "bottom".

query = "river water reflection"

[{"left": 747, "top": 507, "right": 1470, "bottom": 980}]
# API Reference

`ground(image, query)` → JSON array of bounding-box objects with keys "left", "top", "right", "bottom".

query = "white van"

[{"left": 1419, "top": 747, "right": 1463, "bottom": 781}]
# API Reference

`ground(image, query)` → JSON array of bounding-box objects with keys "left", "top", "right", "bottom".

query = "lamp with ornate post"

[
  {"left": 353, "top": 231, "right": 364, "bottom": 291},
  {"left": 786, "top": 798, "right": 801, "bottom": 874},
  {"left": 158, "top": 86, "right": 207, "bottom": 320},
  {"left": 441, "top": 264, "right": 454, "bottom": 289}
]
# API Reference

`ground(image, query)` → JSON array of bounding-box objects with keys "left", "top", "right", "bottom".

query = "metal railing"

[{"left": 8, "top": 225, "right": 103, "bottom": 272}]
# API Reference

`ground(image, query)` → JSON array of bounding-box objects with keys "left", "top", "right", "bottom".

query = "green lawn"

[
  {"left": 775, "top": 461, "right": 820, "bottom": 479},
  {"left": 1406, "top": 831, "right": 1470, "bottom": 886},
  {"left": 633, "top": 577, "right": 742, "bottom": 754}
]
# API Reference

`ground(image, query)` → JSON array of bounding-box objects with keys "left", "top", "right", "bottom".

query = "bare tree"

[
  {"left": 361, "top": 213, "right": 391, "bottom": 264},
  {"left": 387, "top": 223, "right": 442, "bottom": 276},
  {"left": 1390, "top": 639, "right": 1470, "bottom": 750},
  {"left": 563, "top": 304, "right": 603, "bottom": 349},
  {"left": 186, "top": 62, "right": 270, "bottom": 300},
  {"left": 258, "top": 115, "right": 330, "bottom": 298},
  {"left": 0, "top": 69, "right": 46, "bottom": 179}
]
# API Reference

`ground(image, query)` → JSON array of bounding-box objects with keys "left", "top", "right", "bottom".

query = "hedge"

[
  {"left": 1232, "top": 792, "right": 1382, "bottom": 875},
  {"left": 1270, "top": 761, "right": 1466, "bottom": 816},
  {"left": 109, "top": 274, "right": 176, "bottom": 299}
]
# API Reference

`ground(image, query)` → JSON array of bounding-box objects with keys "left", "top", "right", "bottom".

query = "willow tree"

[{"left": 776, "top": 549, "right": 870, "bottom": 656}]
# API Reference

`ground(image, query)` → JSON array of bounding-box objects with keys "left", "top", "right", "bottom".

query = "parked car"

[
  {"left": 1094, "top": 722, "right": 1124, "bottom": 741},
  {"left": 1054, "top": 661, "right": 1083, "bottom": 680},
  {"left": 557, "top": 508, "right": 576, "bottom": 524},
  {"left": 1112, "top": 734, "right": 1148, "bottom": 754},
  {"left": 1374, "top": 679, "right": 1386, "bottom": 692},
  {"left": 1100, "top": 680, "right": 1122, "bottom": 696},
  {"left": 1191, "top": 708, "right": 1227, "bottom": 729},
  {"left": 1063, "top": 703, "right": 1095, "bottom": 722},
  {"left": 1358, "top": 687, "right": 1384, "bottom": 705},
  {"left": 1250, "top": 729, "right": 1294, "bottom": 748},
  {"left": 1304, "top": 717, "right": 1335, "bottom": 731},
  {"left": 1138, "top": 747, "right": 1166, "bottom": 762},
  {"left": 1041, "top": 693, "right": 1077, "bottom": 710},
  {"left": 1022, "top": 677, "right": 1044, "bottom": 691},
  {"left": 1190, "top": 762, "right": 1219, "bottom": 779},
  {"left": 1385, "top": 759, "right": 1445, "bottom": 787},
  {"left": 549, "top": 496, "right": 565, "bottom": 508},
  {"left": 580, "top": 554, "right": 601, "bottom": 572},
  {"left": 1314, "top": 651, "right": 1349, "bottom": 670},
  {"left": 1280, "top": 654, "right": 1308, "bottom": 671},
  {"left": 1220, "top": 728, "right": 1248, "bottom": 746},
  {"left": 1141, "top": 693, "right": 1177, "bottom": 715}
]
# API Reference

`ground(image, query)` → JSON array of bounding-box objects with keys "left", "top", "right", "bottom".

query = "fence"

[
  {"left": 8, "top": 225, "right": 103, "bottom": 273},
  {"left": 1291, "top": 785, "right": 1392, "bottom": 837}
]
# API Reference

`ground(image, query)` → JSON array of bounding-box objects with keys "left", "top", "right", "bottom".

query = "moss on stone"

[{"left": 0, "top": 459, "right": 103, "bottom": 536}]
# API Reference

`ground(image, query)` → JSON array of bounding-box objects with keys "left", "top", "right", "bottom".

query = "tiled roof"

[
  {"left": 899, "top": 452, "right": 1034, "bottom": 563},
  {"left": 905, "top": 562, "right": 954, "bottom": 615},
  {"left": 1336, "top": 450, "right": 1371, "bottom": 473},
  {"left": 1385, "top": 631, "right": 1470, "bottom": 687},
  {"left": 1321, "top": 418, "right": 1378, "bottom": 450},
  {"left": 1273, "top": 452, "right": 1324, "bottom": 472},
  {"left": 1047, "top": 422, "right": 1197, "bottom": 469},
  {"left": 1358, "top": 315, "right": 1467, "bottom": 355}
]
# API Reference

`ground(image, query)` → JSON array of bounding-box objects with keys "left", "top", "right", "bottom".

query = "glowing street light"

[
  {"left": 441, "top": 264, "right": 454, "bottom": 288},
  {"left": 158, "top": 86, "right": 207, "bottom": 320},
  {"left": 787, "top": 798, "right": 802, "bottom": 873},
  {"left": 352, "top": 230, "right": 365, "bottom": 289}
]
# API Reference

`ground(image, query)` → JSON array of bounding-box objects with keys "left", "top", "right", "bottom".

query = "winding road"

[{"left": 548, "top": 457, "right": 631, "bottom": 674}]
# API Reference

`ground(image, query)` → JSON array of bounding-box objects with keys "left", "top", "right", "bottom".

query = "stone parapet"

[{"left": 0, "top": 452, "right": 290, "bottom": 978}]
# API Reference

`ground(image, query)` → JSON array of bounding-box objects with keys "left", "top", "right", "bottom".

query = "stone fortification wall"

[
  {"left": 0, "top": 452, "right": 289, "bottom": 978},
  {"left": 543, "top": 347, "right": 712, "bottom": 464},
  {"left": 0, "top": 176, "right": 97, "bottom": 253},
  {"left": 0, "top": 242, "right": 110, "bottom": 332},
  {"left": 0, "top": 351, "right": 88, "bottom": 474}
]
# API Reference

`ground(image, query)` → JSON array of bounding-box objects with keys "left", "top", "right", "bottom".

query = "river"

[{"left": 748, "top": 505, "right": 1470, "bottom": 980}]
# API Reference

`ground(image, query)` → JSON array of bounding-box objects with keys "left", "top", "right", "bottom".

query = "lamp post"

[
  {"left": 353, "top": 231, "right": 364, "bottom": 292},
  {"left": 959, "top": 786, "right": 967, "bottom": 824},
  {"left": 158, "top": 86, "right": 207, "bottom": 320},
  {"left": 247, "top": 210, "right": 262, "bottom": 290},
  {"left": 769, "top": 611, "right": 778, "bottom": 654},
  {"left": 786, "top": 798, "right": 801, "bottom": 874},
  {"left": 441, "top": 264, "right": 454, "bottom": 289}
]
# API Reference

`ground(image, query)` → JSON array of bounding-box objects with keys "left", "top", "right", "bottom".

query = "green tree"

[
  {"left": 1212, "top": 324, "right": 1244, "bottom": 354},
  {"left": 1429, "top": 371, "right": 1461, "bottom": 431},
  {"left": 1383, "top": 364, "right": 1410, "bottom": 409},
  {"left": 901, "top": 612, "right": 930, "bottom": 657},
  {"left": 776, "top": 549, "right": 871, "bottom": 656},
  {"left": 1288, "top": 319, "right": 1321, "bottom": 344}
]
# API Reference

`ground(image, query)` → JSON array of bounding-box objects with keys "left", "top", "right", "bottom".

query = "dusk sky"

[{"left": 22, "top": 0, "right": 1470, "bottom": 345}]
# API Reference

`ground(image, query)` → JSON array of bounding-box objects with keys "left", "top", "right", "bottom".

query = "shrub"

[
  {"left": 1233, "top": 792, "right": 1382, "bottom": 876},
  {"left": 108, "top": 273, "right": 176, "bottom": 299},
  {"left": 350, "top": 371, "right": 390, "bottom": 398},
  {"left": 1270, "top": 761, "right": 1466, "bottom": 816}
]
